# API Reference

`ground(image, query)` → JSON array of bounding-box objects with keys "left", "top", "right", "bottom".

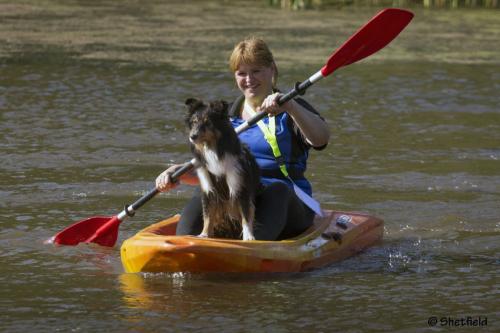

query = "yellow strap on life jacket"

[
  {"left": 244, "top": 102, "right": 288, "bottom": 178},
  {"left": 243, "top": 101, "right": 323, "bottom": 216}
]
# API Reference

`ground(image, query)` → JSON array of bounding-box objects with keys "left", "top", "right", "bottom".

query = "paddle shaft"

[{"left": 118, "top": 75, "right": 324, "bottom": 220}]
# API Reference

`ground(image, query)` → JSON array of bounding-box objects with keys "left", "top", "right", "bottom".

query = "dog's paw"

[
  {"left": 197, "top": 233, "right": 209, "bottom": 238},
  {"left": 242, "top": 224, "right": 255, "bottom": 241},
  {"left": 242, "top": 233, "right": 256, "bottom": 241}
]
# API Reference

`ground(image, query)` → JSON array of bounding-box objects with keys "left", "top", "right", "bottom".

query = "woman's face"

[{"left": 234, "top": 63, "right": 274, "bottom": 101}]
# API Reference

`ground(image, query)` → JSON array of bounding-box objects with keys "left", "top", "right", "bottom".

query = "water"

[{"left": 1, "top": 1, "right": 499, "bottom": 332}]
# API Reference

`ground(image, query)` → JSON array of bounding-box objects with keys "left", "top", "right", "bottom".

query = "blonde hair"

[{"left": 229, "top": 37, "right": 278, "bottom": 88}]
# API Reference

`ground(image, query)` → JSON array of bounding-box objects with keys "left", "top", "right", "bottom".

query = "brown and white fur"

[{"left": 185, "top": 98, "right": 260, "bottom": 240}]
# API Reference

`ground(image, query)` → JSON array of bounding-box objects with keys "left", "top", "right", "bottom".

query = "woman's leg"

[
  {"left": 279, "top": 193, "right": 315, "bottom": 240},
  {"left": 253, "top": 182, "right": 315, "bottom": 241},
  {"left": 176, "top": 184, "right": 315, "bottom": 240},
  {"left": 176, "top": 189, "right": 203, "bottom": 235}
]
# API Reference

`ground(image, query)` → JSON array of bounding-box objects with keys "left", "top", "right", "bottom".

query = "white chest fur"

[{"left": 196, "top": 145, "right": 243, "bottom": 198}]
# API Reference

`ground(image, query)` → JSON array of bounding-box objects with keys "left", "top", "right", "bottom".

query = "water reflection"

[
  {"left": 119, "top": 273, "right": 156, "bottom": 311},
  {"left": 118, "top": 271, "right": 319, "bottom": 331}
]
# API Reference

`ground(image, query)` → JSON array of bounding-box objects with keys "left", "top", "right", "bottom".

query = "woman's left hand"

[
  {"left": 258, "top": 92, "right": 287, "bottom": 116},
  {"left": 259, "top": 92, "right": 330, "bottom": 147}
]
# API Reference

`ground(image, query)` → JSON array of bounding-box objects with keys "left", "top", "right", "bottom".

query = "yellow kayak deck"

[{"left": 120, "top": 210, "right": 383, "bottom": 273}]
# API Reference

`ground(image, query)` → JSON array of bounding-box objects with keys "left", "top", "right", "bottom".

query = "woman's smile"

[{"left": 235, "top": 64, "right": 274, "bottom": 102}]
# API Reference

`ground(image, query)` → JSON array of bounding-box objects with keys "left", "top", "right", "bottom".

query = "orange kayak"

[{"left": 120, "top": 210, "right": 383, "bottom": 273}]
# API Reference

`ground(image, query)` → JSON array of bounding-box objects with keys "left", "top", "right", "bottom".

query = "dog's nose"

[{"left": 190, "top": 134, "right": 198, "bottom": 141}]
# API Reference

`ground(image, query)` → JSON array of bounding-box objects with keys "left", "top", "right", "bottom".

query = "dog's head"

[{"left": 185, "top": 98, "right": 230, "bottom": 146}]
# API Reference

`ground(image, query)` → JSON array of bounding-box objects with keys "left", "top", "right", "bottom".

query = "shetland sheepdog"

[{"left": 185, "top": 98, "right": 260, "bottom": 240}]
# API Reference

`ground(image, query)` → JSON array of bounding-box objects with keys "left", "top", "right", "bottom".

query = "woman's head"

[{"left": 229, "top": 38, "right": 278, "bottom": 100}]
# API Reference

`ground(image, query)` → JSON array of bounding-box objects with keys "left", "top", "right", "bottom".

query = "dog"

[{"left": 185, "top": 98, "right": 261, "bottom": 240}]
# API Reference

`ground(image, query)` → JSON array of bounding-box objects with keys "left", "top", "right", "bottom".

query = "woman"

[{"left": 156, "top": 37, "right": 330, "bottom": 240}]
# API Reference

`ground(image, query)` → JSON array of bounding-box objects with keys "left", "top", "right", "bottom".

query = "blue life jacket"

[{"left": 229, "top": 95, "right": 326, "bottom": 195}]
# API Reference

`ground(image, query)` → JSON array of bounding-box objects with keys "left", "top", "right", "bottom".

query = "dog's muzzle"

[{"left": 189, "top": 134, "right": 198, "bottom": 143}]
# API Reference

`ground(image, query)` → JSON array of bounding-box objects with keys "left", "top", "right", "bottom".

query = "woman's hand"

[
  {"left": 155, "top": 163, "right": 199, "bottom": 192},
  {"left": 258, "top": 92, "right": 285, "bottom": 116},
  {"left": 258, "top": 92, "right": 330, "bottom": 147},
  {"left": 155, "top": 164, "right": 182, "bottom": 192}
]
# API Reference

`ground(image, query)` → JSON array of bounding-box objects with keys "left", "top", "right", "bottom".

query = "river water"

[{"left": 1, "top": 1, "right": 499, "bottom": 332}]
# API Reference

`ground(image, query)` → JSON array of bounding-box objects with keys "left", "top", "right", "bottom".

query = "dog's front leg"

[
  {"left": 239, "top": 204, "right": 255, "bottom": 241},
  {"left": 199, "top": 216, "right": 213, "bottom": 238},
  {"left": 241, "top": 221, "right": 255, "bottom": 241},
  {"left": 199, "top": 198, "right": 214, "bottom": 238}
]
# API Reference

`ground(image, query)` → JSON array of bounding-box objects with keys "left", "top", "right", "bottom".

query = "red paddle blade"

[
  {"left": 52, "top": 215, "right": 121, "bottom": 247},
  {"left": 321, "top": 8, "right": 414, "bottom": 76}
]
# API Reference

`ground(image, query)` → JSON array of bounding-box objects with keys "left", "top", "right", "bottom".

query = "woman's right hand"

[
  {"left": 156, "top": 163, "right": 200, "bottom": 192},
  {"left": 155, "top": 164, "right": 183, "bottom": 192}
]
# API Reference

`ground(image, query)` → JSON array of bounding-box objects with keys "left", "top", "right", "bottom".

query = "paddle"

[{"left": 51, "top": 8, "right": 414, "bottom": 247}]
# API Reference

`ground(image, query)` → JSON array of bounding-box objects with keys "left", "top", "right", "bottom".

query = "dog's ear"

[
  {"left": 185, "top": 98, "right": 205, "bottom": 119},
  {"left": 185, "top": 98, "right": 204, "bottom": 110},
  {"left": 210, "top": 100, "right": 229, "bottom": 119}
]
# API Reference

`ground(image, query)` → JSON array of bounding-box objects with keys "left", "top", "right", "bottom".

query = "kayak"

[{"left": 120, "top": 210, "right": 383, "bottom": 273}]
